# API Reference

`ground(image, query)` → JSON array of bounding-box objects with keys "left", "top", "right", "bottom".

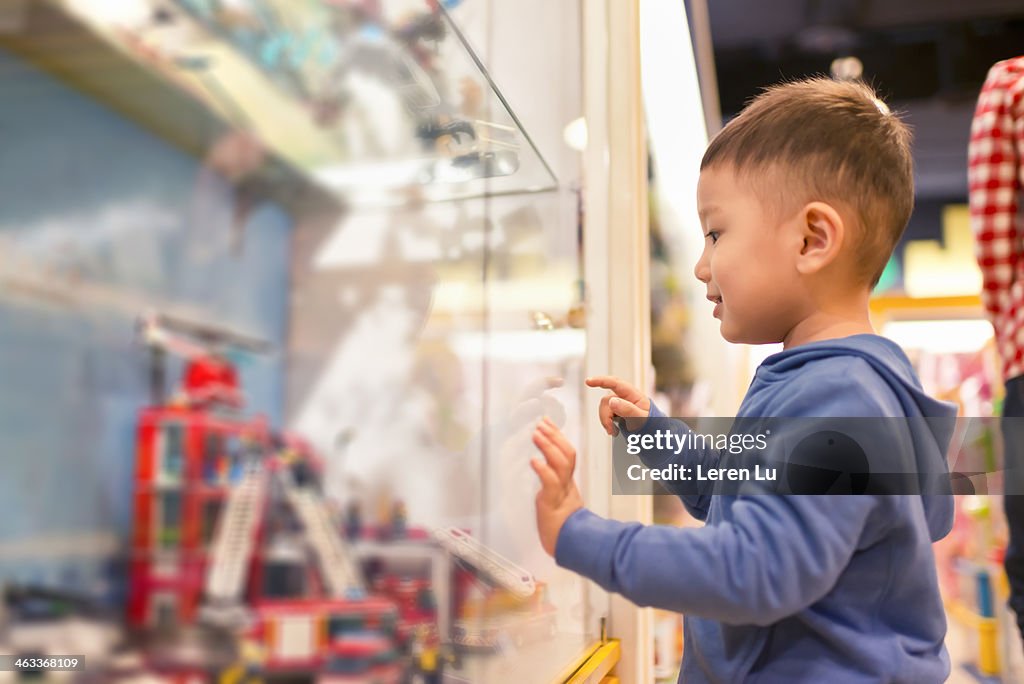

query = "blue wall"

[{"left": 0, "top": 48, "right": 292, "bottom": 597}]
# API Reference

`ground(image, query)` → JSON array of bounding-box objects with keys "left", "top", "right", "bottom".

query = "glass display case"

[
  {"left": 277, "top": 2, "right": 600, "bottom": 678},
  {"left": 0, "top": 0, "right": 619, "bottom": 681}
]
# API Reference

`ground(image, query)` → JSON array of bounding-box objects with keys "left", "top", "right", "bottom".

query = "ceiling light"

[{"left": 830, "top": 56, "right": 863, "bottom": 81}]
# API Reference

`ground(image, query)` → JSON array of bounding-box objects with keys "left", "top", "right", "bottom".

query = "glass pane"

[
  {"left": 473, "top": 193, "right": 592, "bottom": 681},
  {"left": 0, "top": 0, "right": 597, "bottom": 680}
]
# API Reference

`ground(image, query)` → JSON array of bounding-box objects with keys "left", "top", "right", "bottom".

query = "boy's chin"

[
  {"left": 719, "top": 324, "right": 748, "bottom": 344},
  {"left": 719, "top": 321, "right": 783, "bottom": 346}
]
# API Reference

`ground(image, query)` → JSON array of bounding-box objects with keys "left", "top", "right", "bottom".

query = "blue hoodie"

[{"left": 556, "top": 334, "right": 956, "bottom": 683}]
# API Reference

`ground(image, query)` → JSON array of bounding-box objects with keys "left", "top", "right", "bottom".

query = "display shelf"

[
  {"left": 165, "top": 0, "right": 560, "bottom": 204},
  {"left": 6, "top": 0, "right": 558, "bottom": 210},
  {"left": 0, "top": 0, "right": 338, "bottom": 215}
]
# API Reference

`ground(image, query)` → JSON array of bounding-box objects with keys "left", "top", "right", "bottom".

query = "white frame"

[{"left": 582, "top": 0, "right": 653, "bottom": 680}]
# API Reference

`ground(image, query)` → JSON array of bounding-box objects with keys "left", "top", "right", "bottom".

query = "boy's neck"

[{"left": 781, "top": 293, "right": 875, "bottom": 350}]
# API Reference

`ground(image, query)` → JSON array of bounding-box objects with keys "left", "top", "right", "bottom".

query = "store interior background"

[{"left": 3, "top": 0, "right": 1024, "bottom": 682}]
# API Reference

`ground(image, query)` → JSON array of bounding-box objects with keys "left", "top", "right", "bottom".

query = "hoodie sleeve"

[
  {"left": 556, "top": 368, "right": 895, "bottom": 624},
  {"left": 623, "top": 401, "right": 721, "bottom": 520},
  {"left": 555, "top": 495, "right": 876, "bottom": 625}
]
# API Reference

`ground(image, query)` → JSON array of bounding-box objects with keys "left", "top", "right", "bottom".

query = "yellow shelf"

[{"left": 556, "top": 638, "right": 621, "bottom": 684}]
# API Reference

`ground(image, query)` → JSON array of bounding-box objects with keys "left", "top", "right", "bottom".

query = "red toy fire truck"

[{"left": 127, "top": 312, "right": 404, "bottom": 682}]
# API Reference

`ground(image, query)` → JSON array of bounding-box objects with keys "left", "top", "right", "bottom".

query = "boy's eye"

[{"left": 705, "top": 231, "right": 720, "bottom": 244}]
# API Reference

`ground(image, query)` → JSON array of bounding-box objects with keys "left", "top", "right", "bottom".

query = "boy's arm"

[
  {"left": 532, "top": 408, "right": 874, "bottom": 624},
  {"left": 555, "top": 494, "right": 876, "bottom": 625}
]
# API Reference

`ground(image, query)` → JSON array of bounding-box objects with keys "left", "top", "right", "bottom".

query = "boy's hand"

[
  {"left": 586, "top": 376, "right": 650, "bottom": 436},
  {"left": 531, "top": 417, "right": 584, "bottom": 557}
]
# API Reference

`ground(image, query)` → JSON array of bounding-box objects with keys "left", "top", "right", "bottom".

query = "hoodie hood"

[
  {"left": 742, "top": 333, "right": 956, "bottom": 540},
  {"left": 756, "top": 334, "right": 949, "bottom": 414}
]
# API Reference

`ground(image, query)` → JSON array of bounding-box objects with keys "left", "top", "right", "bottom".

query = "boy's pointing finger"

[
  {"left": 609, "top": 397, "right": 646, "bottom": 417},
  {"left": 609, "top": 397, "right": 648, "bottom": 431},
  {"left": 585, "top": 376, "right": 644, "bottom": 402}
]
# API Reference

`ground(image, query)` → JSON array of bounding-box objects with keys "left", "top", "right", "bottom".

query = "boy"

[{"left": 531, "top": 78, "right": 956, "bottom": 683}]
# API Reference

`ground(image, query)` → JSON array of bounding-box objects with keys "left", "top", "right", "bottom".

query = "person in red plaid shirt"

[{"left": 969, "top": 55, "right": 1024, "bottom": 646}]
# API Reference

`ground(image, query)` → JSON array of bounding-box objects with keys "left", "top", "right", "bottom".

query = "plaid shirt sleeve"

[{"left": 969, "top": 57, "right": 1024, "bottom": 381}]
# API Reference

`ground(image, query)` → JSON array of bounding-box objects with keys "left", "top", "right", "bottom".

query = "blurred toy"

[
  {"left": 345, "top": 501, "right": 364, "bottom": 540},
  {"left": 432, "top": 528, "right": 534, "bottom": 599},
  {"left": 391, "top": 501, "right": 408, "bottom": 539},
  {"left": 432, "top": 528, "right": 555, "bottom": 653},
  {"left": 129, "top": 312, "right": 405, "bottom": 682},
  {"left": 136, "top": 310, "right": 270, "bottom": 409},
  {"left": 409, "top": 625, "right": 455, "bottom": 684},
  {"left": 218, "top": 638, "right": 264, "bottom": 684},
  {"left": 128, "top": 310, "right": 565, "bottom": 678},
  {"left": 183, "top": 354, "right": 243, "bottom": 408},
  {"left": 242, "top": 597, "right": 401, "bottom": 679}
]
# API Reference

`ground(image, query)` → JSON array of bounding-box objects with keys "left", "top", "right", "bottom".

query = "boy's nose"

[{"left": 693, "top": 251, "right": 711, "bottom": 284}]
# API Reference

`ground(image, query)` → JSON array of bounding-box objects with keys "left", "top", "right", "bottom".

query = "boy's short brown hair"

[{"left": 701, "top": 77, "right": 913, "bottom": 287}]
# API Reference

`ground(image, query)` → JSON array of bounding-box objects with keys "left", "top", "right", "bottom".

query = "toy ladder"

[
  {"left": 432, "top": 527, "right": 536, "bottom": 598},
  {"left": 205, "top": 462, "right": 266, "bottom": 603},
  {"left": 281, "top": 474, "right": 364, "bottom": 596}
]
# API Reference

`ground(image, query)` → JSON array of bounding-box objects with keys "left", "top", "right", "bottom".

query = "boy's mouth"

[{"left": 707, "top": 294, "right": 723, "bottom": 318}]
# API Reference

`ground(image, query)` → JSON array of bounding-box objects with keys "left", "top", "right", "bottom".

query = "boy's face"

[{"left": 695, "top": 164, "right": 806, "bottom": 344}]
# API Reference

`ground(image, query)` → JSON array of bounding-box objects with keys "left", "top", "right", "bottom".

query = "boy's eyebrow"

[{"left": 698, "top": 205, "right": 721, "bottom": 221}]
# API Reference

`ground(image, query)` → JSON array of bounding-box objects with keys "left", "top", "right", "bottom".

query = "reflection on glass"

[{"left": 52, "top": 0, "right": 557, "bottom": 205}]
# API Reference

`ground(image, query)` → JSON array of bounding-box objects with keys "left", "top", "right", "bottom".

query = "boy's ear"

[{"left": 795, "top": 201, "right": 844, "bottom": 275}]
